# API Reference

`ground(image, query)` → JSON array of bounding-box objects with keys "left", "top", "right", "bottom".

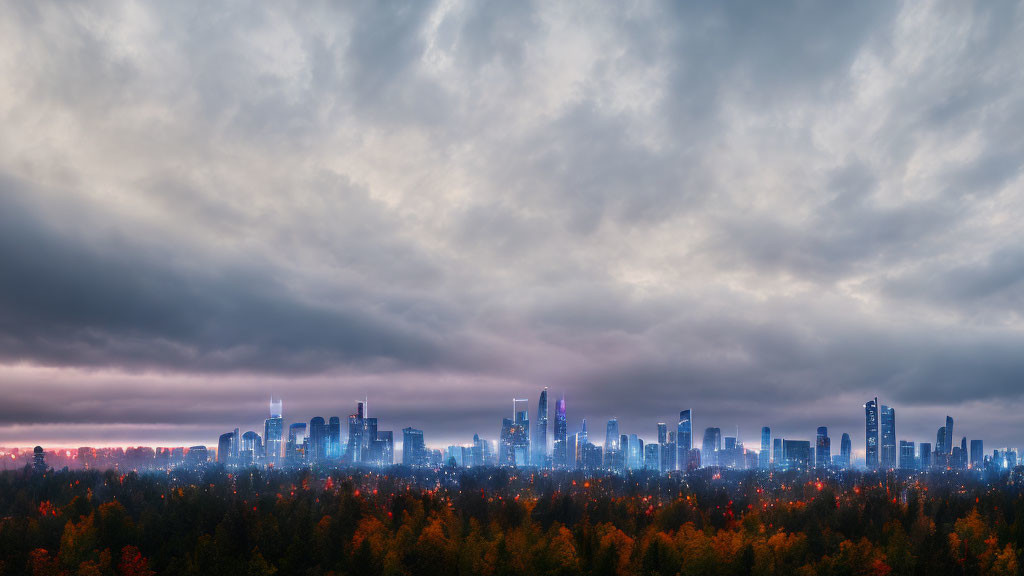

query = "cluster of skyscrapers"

[
  {"left": 201, "top": 390, "right": 1018, "bottom": 476},
  {"left": 215, "top": 398, "right": 394, "bottom": 468}
]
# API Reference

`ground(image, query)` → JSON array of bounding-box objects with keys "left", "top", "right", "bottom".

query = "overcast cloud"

[{"left": 1, "top": 1, "right": 1023, "bottom": 452}]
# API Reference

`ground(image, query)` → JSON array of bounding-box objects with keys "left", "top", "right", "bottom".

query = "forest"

[{"left": 1, "top": 465, "right": 1023, "bottom": 575}]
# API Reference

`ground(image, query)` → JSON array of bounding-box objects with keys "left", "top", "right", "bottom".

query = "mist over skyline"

[{"left": 1, "top": 1, "right": 1023, "bottom": 451}]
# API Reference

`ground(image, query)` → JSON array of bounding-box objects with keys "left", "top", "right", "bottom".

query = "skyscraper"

[
  {"left": 899, "top": 440, "right": 916, "bottom": 470},
  {"left": 936, "top": 426, "right": 946, "bottom": 455},
  {"left": 816, "top": 427, "right": 831, "bottom": 468},
  {"left": 919, "top": 442, "right": 932, "bottom": 469},
  {"left": 347, "top": 412, "right": 363, "bottom": 463},
  {"left": 264, "top": 397, "right": 283, "bottom": 466},
  {"left": 309, "top": 417, "right": 326, "bottom": 462},
  {"left": 773, "top": 438, "right": 783, "bottom": 467},
  {"left": 286, "top": 423, "right": 306, "bottom": 463},
  {"left": 865, "top": 398, "right": 879, "bottom": 469},
  {"left": 677, "top": 410, "right": 692, "bottom": 471},
  {"left": 553, "top": 396, "right": 567, "bottom": 468},
  {"left": 533, "top": 388, "right": 548, "bottom": 467},
  {"left": 840, "top": 433, "right": 852, "bottom": 469},
  {"left": 759, "top": 427, "right": 771, "bottom": 469},
  {"left": 944, "top": 416, "right": 954, "bottom": 456},
  {"left": 327, "top": 416, "right": 342, "bottom": 460},
  {"left": 240, "top": 431, "right": 262, "bottom": 465},
  {"left": 402, "top": 427, "right": 425, "bottom": 466},
  {"left": 880, "top": 405, "right": 896, "bottom": 469},
  {"left": 701, "top": 427, "right": 720, "bottom": 467},
  {"left": 606, "top": 418, "right": 620, "bottom": 452},
  {"left": 501, "top": 400, "right": 530, "bottom": 466},
  {"left": 970, "top": 439, "right": 984, "bottom": 469},
  {"left": 783, "top": 440, "right": 811, "bottom": 470},
  {"left": 627, "top": 433, "right": 642, "bottom": 469},
  {"left": 217, "top": 432, "right": 234, "bottom": 465},
  {"left": 657, "top": 422, "right": 667, "bottom": 445}
]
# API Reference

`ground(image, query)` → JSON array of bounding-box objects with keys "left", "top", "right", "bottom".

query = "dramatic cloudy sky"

[{"left": 1, "top": 1, "right": 1023, "bottom": 454}]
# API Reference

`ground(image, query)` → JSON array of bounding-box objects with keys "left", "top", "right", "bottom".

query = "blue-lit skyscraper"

[
  {"left": 533, "top": 388, "right": 548, "bottom": 467},
  {"left": 402, "top": 427, "right": 425, "bottom": 466},
  {"left": 309, "top": 417, "right": 326, "bottom": 462},
  {"left": 840, "top": 433, "right": 852, "bottom": 469},
  {"left": 816, "top": 427, "right": 830, "bottom": 468},
  {"left": 865, "top": 397, "right": 879, "bottom": 469},
  {"left": 899, "top": 440, "right": 916, "bottom": 469},
  {"left": 880, "top": 405, "right": 896, "bottom": 469},
  {"left": 970, "top": 439, "right": 984, "bottom": 469},
  {"left": 286, "top": 423, "right": 306, "bottom": 463},
  {"left": 701, "top": 427, "right": 720, "bottom": 467},
  {"left": 327, "top": 416, "right": 341, "bottom": 460},
  {"left": 759, "top": 427, "right": 771, "bottom": 469},
  {"left": 606, "top": 418, "right": 620, "bottom": 452},
  {"left": 553, "top": 396, "right": 567, "bottom": 468},
  {"left": 217, "top": 431, "right": 235, "bottom": 465},
  {"left": 264, "top": 397, "right": 283, "bottom": 466},
  {"left": 677, "top": 410, "right": 692, "bottom": 471},
  {"left": 240, "top": 431, "right": 262, "bottom": 465},
  {"left": 919, "top": 442, "right": 932, "bottom": 469},
  {"left": 944, "top": 416, "right": 954, "bottom": 456}
]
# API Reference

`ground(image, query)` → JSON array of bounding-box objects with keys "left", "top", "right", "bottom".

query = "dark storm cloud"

[
  {"left": 1, "top": 0, "right": 1023, "bottom": 450},
  {"left": 0, "top": 179, "right": 460, "bottom": 373}
]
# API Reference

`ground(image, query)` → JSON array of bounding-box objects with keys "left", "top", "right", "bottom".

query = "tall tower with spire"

[{"left": 264, "top": 396, "right": 284, "bottom": 466}]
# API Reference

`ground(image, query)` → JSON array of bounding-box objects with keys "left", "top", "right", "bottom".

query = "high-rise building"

[
  {"left": 217, "top": 430, "right": 238, "bottom": 465},
  {"left": 627, "top": 434, "right": 642, "bottom": 469},
  {"left": 402, "top": 427, "right": 425, "bottom": 466},
  {"left": 553, "top": 396, "right": 567, "bottom": 468},
  {"left": 919, "top": 442, "right": 932, "bottom": 469},
  {"left": 816, "top": 427, "right": 831, "bottom": 468},
  {"left": 899, "top": 441, "right": 916, "bottom": 470},
  {"left": 644, "top": 443, "right": 660, "bottom": 470},
  {"left": 677, "top": 410, "right": 692, "bottom": 471},
  {"left": 840, "top": 433, "right": 852, "bottom": 469},
  {"left": 606, "top": 418, "right": 620, "bottom": 452},
  {"left": 783, "top": 440, "right": 811, "bottom": 470},
  {"left": 759, "top": 427, "right": 771, "bottom": 469},
  {"left": 346, "top": 403, "right": 365, "bottom": 463},
  {"left": 500, "top": 401, "right": 531, "bottom": 466},
  {"left": 936, "top": 427, "right": 946, "bottom": 456},
  {"left": 701, "top": 427, "right": 720, "bottom": 467},
  {"left": 264, "top": 398, "right": 284, "bottom": 466},
  {"left": 773, "top": 438, "right": 783, "bottom": 468},
  {"left": 959, "top": 437, "right": 968, "bottom": 469},
  {"left": 944, "top": 416, "right": 954, "bottom": 456},
  {"left": 309, "top": 417, "right": 327, "bottom": 462},
  {"left": 970, "top": 439, "right": 984, "bottom": 469},
  {"left": 880, "top": 405, "right": 896, "bottom": 469},
  {"left": 286, "top": 423, "right": 307, "bottom": 463},
  {"left": 657, "top": 423, "right": 668, "bottom": 445},
  {"left": 533, "top": 388, "right": 548, "bottom": 467},
  {"left": 240, "top": 431, "right": 262, "bottom": 465},
  {"left": 327, "top": 417, "right": 342, "bottom": 460},
  {"left": 660, "top": 435, "right": 676, "bottom": 473},
  {"left": 865, "top": 398, "right": 879, "bottom": 469},
  {"left": 370, "top": 430, "right": 394, "bottom": 466}
]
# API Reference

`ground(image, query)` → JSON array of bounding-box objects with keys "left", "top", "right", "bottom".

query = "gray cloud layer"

[{"left": 1, "top": 1, "right": 1023, "bottom": 450}]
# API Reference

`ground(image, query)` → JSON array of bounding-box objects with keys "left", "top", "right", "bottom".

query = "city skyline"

[
  {"left": 3, "top": 3, "right": 1024, "bottom": 451},
  {"left": 12, "top": 391, "right": 1016, "bottom": 470}
]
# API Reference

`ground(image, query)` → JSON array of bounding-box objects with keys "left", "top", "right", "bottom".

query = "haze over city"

[{"left": 2, "top": 1, "right": 1023, "bottom": 453}]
